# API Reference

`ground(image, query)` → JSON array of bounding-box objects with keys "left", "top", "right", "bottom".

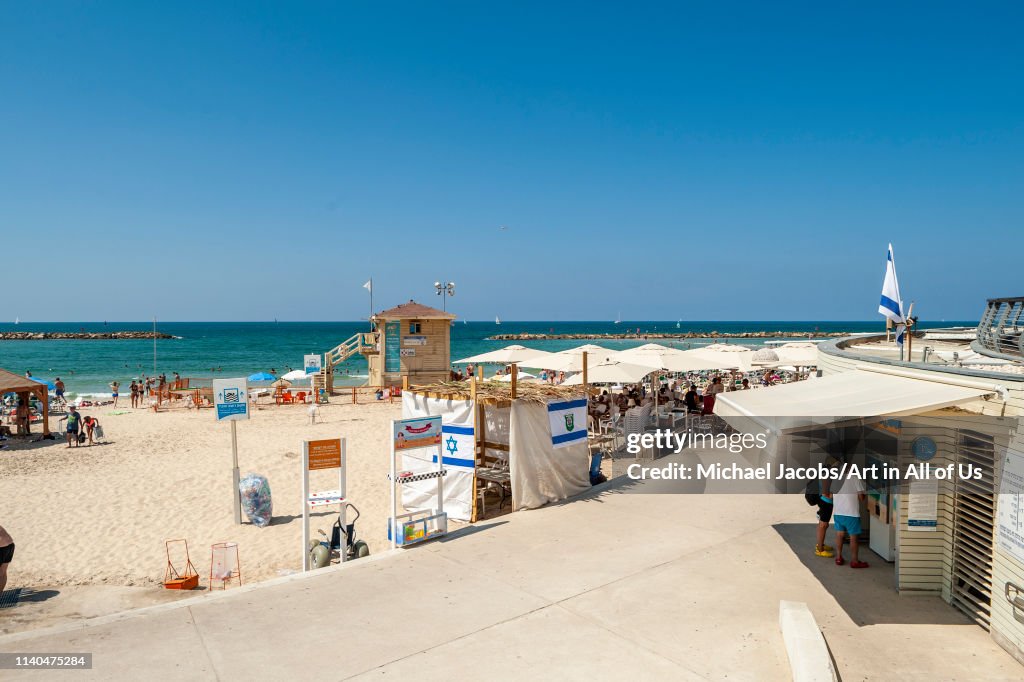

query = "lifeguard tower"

[{"left": 321, "top": 300, "right": 455, "bottom": 392}]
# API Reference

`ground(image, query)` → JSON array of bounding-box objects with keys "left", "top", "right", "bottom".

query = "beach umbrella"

[
  {"left": 30, "top": 377, "right": 56, "bottom": 391},
  {"left": 682, "top": 344, "right": 755, "bottom": 372},
  {"left": 454, "top": 344, "right": 556, "bottom": 367},
  {"left": 282, "top": 369, "right": 308, "bottom": 381},
  {"left": 561, "top": 359, "right": 659, "bottom": 385},
  {"left": 271, "top": 378, "right": 292, "bottom": 388},
  {"left": 770, "top": 343, "right": 819, "bottom": 366},
  {"left": 539, "top": 345, "right": 618, "bottom": 373},
  {"left": 248, "top": 372, "right": 276, "bottom": 382},
  {"left": 616, "top": 344, "right": 732, "bottom": 373}
]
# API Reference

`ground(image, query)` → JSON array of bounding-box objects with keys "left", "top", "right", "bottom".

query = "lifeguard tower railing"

[
  {"left": 321, "top": 332, "right": 379, "bottom": 392},
  {"left": 974, "top": 296, "right": 1024, "bottom": 361}
]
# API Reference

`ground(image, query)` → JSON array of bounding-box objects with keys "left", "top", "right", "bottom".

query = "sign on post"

[
  {"left": 302, "top": 437, "right": 347, "bottom": 571},
  {"left": 304, "top": 354, "right": 323, "bottom": 376},
  {"left": 213, "top": 378, "right": 249, "bottom": 421},
  {"left": 213, "top": 378, "right": 249, "bottom": 524}
]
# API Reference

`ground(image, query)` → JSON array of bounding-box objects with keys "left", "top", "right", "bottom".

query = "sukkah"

[{"left": 402, "top": 375, "right": 590, "bottom": 522}]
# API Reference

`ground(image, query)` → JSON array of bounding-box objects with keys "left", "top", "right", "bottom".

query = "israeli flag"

[
  {"left": 878, "top": 243, "right": 906, "bottom": 346},
  {"left": 438, "top": 424, "right": 475, "bottom": 469},
  {"left": 548, "top": 398, "right": 588, "bottom": 449}
]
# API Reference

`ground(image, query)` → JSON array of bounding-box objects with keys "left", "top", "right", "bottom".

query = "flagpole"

[{"left": 368, "top": 277, "right": 373, "bottom": 332}]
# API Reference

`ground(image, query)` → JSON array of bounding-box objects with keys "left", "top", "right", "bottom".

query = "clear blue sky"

[{"left": 2, "top": 2, "right": 1021, "bottom": 322}]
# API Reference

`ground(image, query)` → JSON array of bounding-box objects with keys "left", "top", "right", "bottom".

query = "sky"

[{"left": 1, "top": 1, "right": 1022, "bottom": 322}]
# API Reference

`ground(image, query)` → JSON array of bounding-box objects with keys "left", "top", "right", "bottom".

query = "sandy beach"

[{"left": 1, "top": 399, "right": 403, "bottom": 589}]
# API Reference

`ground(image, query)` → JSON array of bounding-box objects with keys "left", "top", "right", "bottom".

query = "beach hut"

[
  {"left": 401, "top": 379, "right": 591, "bottom": 522},
  {"left": 0, "top": 367, "right": 51, "bottom": 437}
]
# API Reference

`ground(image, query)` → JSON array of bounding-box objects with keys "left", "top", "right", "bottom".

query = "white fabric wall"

[
  {"left": 401, "top": 393, "right": 475, "bottom": 521},
  {"left": 509, "top": 401, "right": 590, "bottom": 509}
]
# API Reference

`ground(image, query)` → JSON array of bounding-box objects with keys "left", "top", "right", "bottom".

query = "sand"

[{"left": 0, "top": 398, "right": 404, "bottom": 589}]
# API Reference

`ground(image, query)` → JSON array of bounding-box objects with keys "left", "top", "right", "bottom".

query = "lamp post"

[{"left": 434, "top": 280, "right": 455, "bottom": 312}]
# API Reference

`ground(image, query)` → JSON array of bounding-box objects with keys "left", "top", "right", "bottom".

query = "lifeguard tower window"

[{"left": 409, "top": 322, "right": 422, "bottom": 334}]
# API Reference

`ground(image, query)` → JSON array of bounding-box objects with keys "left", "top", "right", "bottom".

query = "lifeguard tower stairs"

[{"left": 319, "top": 332, "right": 378, "bottom": 393}]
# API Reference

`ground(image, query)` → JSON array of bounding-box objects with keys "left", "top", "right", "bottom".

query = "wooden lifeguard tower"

[{"left": 321, "top": 300, "right": 455, "bottom": 392}]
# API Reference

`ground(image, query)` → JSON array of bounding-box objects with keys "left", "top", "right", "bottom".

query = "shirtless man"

[{"left": 0, "top": 525, "right": 14, "bottom": 594}]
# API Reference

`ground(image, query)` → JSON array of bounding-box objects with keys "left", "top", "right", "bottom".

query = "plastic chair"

[
  {"left": 295, "top": 391, "right": 307, "bottom": 404},
  {"left": 280, "top": 392, "right": 294, "bottom": 405}
]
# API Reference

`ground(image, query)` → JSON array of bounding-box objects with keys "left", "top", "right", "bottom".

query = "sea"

[{"left": 0, "top": 320, "right": 975, "bottom": 398}]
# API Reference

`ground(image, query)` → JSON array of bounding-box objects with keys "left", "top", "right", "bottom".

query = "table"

[{"left": 476, "top": 466, "right": 512, "bottom": 513}]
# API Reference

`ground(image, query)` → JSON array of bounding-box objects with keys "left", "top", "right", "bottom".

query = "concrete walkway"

[{"left": 1, "top": 469, "right": 1021, "bottom": 680}]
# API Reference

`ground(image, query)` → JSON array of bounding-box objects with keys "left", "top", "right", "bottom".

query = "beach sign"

[
  {"left": 307, "top": 438, "right": 342, "bottom": 470},
  {"left": 393, "top": 416, "right": 442, "bottom": 450},
  {"left": 213, "top": 378, "right": 249, "bottom": 421},
  {"left": 304, "top": 354, "right": 322, "bottom": 376}
]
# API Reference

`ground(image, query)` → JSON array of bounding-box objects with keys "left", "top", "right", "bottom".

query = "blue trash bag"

[{"left": 239, "top": 473, "right": 273, "bottom": 527}]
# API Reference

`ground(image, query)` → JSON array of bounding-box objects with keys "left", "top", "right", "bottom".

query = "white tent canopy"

[
  {"left": 716, "top": 369, "right": 992, "bottom": 423},
  {"left": 561, "top": 359, "right": 659, "bottom": 385},
  {"left": 455, "top": 345, "right": 557, "bottom": 367}
]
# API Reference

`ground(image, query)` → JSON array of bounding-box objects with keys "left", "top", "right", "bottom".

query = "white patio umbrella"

[
  {"left": 454, "top": 344, "right": 556, "bottom": 367},
  {"left": 542, "top": 345, "right": 619, "bottom": 373},
  {"left": 617, "top": 343, "right": 733, "bottom": 373},
  {"left": 561, "top": 359, "right": 659, "bottom": 386},
  {"left": 770, "top": 343, "right": 819, "bottom": 366},
  {"left": 282, "top": 369, "right": 309, "bottom": 381},
  {"left": 682, "top": 344, "right": 755, "bottom": 372}
]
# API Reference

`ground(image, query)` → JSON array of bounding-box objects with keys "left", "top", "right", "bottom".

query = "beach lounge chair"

[
  {"left": 295, "top": 391, "right": 307, "bottom": 404},
  {"left": 280, "top": 392, "right": 294, "bottom": 405}
]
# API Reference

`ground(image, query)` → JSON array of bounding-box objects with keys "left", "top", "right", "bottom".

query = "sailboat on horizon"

[
  {"left": 495, "top": 315, "right": 501, "bottom": 325},
  {"left": 614, "top": 312, "right": 621, "bottom": 325},
  {"left": 14, "top": 316, "right": 19, "bottom": 325}
]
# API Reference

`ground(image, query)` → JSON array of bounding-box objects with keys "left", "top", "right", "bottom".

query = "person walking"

[
  {"left": 129, "top": 380, "right": 139, "bottom": 408},
  {"left": 109, "top": 381, "right": 120, "bottom": 407},
  {"left": 829, "top": 464, "right": 869, "bottom": 569}
]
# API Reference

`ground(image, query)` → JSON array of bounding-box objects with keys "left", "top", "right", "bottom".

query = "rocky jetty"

[
  {"left": 0, "top": 331, "right": 176, "bottom": 341},
  {"left": 488, "top": 331, "right": 848, "bottom": 341}
]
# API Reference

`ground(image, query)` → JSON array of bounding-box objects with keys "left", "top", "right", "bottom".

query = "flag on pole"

[
  {"left": 363, "top": 279, "right": 372, "bottom": 293},
  {"left": 878, "top": 244, "right": 906, "bottom": 346}
]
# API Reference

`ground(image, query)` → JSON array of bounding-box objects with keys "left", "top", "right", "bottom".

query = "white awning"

[{"left": 715, "top": 369, "right": 993, "bottom": 429}]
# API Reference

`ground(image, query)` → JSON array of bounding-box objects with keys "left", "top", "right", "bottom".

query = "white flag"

[
  {"left": 363, "top": 279, "right": 372, "bottom": 293},
  {"left": 878, "top": 244, "right": 905, "bottom": 346}
]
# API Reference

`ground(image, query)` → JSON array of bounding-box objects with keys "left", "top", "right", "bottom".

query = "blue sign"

[
  {"left": 385, "top": 322, "right": 401, "bottom": 373},
  {"left": 912, "top": 437, "right": 937, "bottom": 461},
  {"left": 213, "top": 378, "right": 249, "bottom": 422}
]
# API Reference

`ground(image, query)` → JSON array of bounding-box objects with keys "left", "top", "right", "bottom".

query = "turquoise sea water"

[{"left": 0, "top": 320, "right": 974, "bottom": 396}]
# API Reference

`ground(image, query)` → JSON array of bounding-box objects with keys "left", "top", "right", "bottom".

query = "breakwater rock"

[
  {"left": 488, "top": 331, "right": 849, "bottom": 341},
  {"left": 0, "top": 331, "right": 177, "bottom": 341}
]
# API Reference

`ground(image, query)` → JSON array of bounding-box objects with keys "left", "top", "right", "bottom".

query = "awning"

[{"left": 715, "top": 369, "right": 993, "bottom": 431}]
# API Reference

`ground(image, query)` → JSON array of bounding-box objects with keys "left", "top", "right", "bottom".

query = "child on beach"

[
  {"left": 64, "top": 405, "right": 83, "bottom": 448},
  {"left": 830, "top": 466, "right": 869, "bottom": 569}
]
